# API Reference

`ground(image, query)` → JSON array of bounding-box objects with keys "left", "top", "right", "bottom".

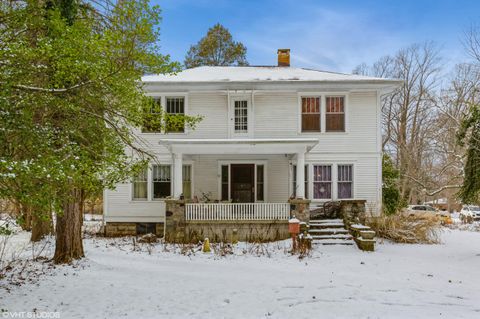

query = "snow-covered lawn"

[{"left": 1, "top": 229, "right": 480, "bottom": 318}]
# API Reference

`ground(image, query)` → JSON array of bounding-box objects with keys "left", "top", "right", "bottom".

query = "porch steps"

[{"left": 308, "top": 218, "right": 354, "bottom": 245}]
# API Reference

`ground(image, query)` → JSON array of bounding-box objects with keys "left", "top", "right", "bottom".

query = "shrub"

[
  {"left": 382, "top": 154, "right": 405, "bottom": 215},
  {"left": 367, "top": 214, "right": 441, "bottom": 244}
]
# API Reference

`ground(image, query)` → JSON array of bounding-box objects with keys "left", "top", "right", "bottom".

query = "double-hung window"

[
  {"left": 301, "top": 97, "right": 321, "bottom": 132},
  {"left": 337, "top": 164, "right": 353, "bottom": 199},
  {"left": 313, "top": 165, "right": 332, "bottom": 199},
  {"left": 166, "top": 97, "right": 185, "bottom": 133},
  {"left": 326, "top": 96, "right": 345, "bottom": 132},
  {"left": 183, "top": 165, "right": 192, "bottom": 199},
  {"left": 152, "top": 165, "right": 171, "bottom": 199},
  {"left": 292, "top": 165, "right": 309, "bottom": 198},
  {"left": 142, "top": 98, "right": 162, "bottom": 133},
  {"left": 132, "top": 168, "right": 148, "bottom": 200}
]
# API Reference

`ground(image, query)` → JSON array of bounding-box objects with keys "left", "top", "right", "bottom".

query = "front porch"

[{"left": 160, "top": 138, "right": 319, "bottom": 202}]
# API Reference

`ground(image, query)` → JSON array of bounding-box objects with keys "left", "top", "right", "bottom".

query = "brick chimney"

[{"left": 277, "top": 49, "right": 290, "bottom": 67}]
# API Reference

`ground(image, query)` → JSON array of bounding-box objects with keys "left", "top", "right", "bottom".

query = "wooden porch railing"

[{"left": 185, "top": 203, "right": 290, "bottom": 221}]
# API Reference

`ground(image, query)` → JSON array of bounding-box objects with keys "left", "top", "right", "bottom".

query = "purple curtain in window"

[
  {"left": 338, "top": 165, "right": 353, "bottom": 199},
  {"left": 313, "top": 165, "right": 331, "bottom": 199}
]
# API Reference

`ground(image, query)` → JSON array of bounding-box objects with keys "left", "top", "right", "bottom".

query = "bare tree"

[{"left": 355, "top": 43, "right": 442, "bottom": 203}]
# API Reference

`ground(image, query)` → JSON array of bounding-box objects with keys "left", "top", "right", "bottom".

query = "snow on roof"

[{"left": 142, "top": 66, "right": 400, "bottom": 83}]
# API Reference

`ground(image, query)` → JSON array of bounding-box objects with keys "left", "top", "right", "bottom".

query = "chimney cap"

[{"left": 277, "top": 48, "right": 290, "bottom": 53}]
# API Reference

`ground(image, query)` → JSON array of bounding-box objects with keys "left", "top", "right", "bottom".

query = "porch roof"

[{"left": 159, "top": 138, "right": 319, "bottom": 155}]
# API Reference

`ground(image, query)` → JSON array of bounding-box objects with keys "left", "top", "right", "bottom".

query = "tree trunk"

[
  {"left": 54, "top": 188, "right": 84, "bottom": 264},
  {"left": 19, "top": 204, "right": 32, "bottom": 231},
  {"left": 31, "top": 210, "right": 52, "bottom": 242}
]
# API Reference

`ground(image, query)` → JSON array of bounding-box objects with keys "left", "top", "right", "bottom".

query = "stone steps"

[
  {"left": 314, "top": 239, "right": 355, "bottom": 245},
  {"left": 308, "top": 219, "right": 354, "bottom": 245},
  {"left": 309, "top": 228, "right": 349, "bottom": 235},
  {"left": 311, "top": 234, "right": 353, "bottom": 240}
]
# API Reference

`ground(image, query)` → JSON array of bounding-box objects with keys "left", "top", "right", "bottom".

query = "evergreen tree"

[
  {"left": 0, "top": 0, "right": 201, "bottom": 263},
  {"left": 457, "top": 104, "right": 480, "bottom": 204},
  {"left": 382, "top": 154, "right": 404, "bottom": 215},
  {"left": 184, "top": 23, "right": 248, "bottom": 68}
]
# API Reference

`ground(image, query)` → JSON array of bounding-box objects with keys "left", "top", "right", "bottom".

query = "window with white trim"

[
  {"left": 142, "top": 98, "right": 162, "bottom": 133},
  {"left": 256, "top": 165, "right": 264, "bottom": 201},
  {"left": 337, "top": 164, "right": 353, "bottom": 199},
  {"left": 301, "top": 97, "right": 320, "bottom": 132},
  {"left": 166, "top": 97, "right": 185, "bottom": 133},
  {"left": 313, "top": 165, "right": 332, "bottom": 199},
  {"left": 326, "top": 96, "right": 345, "bottom": 132},
  {"left": 132, "top": 168, "right": 148, "bottom": 200},
  {"left": 152, "top": 165, "right": 171, "bottom": 199},
  {"left": 221, "top": 165, "right": 229, "bottom": 201},
  {"left": 234, "top": 100, "right": 248, "bottom": 133},
  {"left": 292, "top": 165, "right": 309, "bottom": 198},
  {"left": 183, "top": 165, "right": 192, "bottom": 199}
]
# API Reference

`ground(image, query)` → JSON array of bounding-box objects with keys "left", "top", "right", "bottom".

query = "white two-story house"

[{"left": 103, "top": 49, "right": 401, "bottom": 237}]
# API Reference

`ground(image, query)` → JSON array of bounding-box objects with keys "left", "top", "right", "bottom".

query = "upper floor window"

[
  {"left": 326, "top": 96, "right": 345, "bottom": 132},
  {"left": 313, "top": 165, "right": 332, "bottom": 199},
  {"left": 301, "top": 97, "right": 320, "bottom": 132},
  {"left": 142, "top": 98, "right": 162, "bottom": 133},
  {"left": 132, "top": 168, "right": 148, "bottom": 200},
  {"left": 234, "top": 100, "right": 248, "bottom": 133},
  {"left": 166, "top": 97, "right": 185, "bottom": 133},
  {"left": 337, "top": 164, "right": 353, "bottom": 199}
]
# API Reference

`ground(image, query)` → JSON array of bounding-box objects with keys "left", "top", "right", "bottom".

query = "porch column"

[
  {"left": 296, "top": 151, "right": 305, "bottom": 199},
  {"left": 173, "top": 152, "right": 183, "bottom": 199}
]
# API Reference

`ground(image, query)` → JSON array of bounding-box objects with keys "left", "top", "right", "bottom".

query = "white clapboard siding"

[
  {"left": 105, "top": 90, "right": 384, "bottom": 220},
  {"left": 104, "top": 184, "right": 166, "bottom": 223}
]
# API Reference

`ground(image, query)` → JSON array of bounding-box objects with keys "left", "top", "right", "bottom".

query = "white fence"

[{"left": 185, "top": 203, "right": 290, "bottom": 221}]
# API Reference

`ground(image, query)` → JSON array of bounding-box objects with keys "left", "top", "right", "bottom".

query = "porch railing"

[{"left": 185, "top": 203, "right": 290, "bottom": 221}]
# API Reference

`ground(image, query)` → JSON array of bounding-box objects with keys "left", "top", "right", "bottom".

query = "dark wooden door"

[{"left": 231, "top": 164, "right": 255, "bottom": 203}]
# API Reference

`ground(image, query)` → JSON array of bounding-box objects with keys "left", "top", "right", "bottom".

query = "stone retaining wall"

[
  {"left": 185, "top": 221, "right": 289, "bottom": 243},
  {"left": 105, "top": 222, "right": 164, "bottom": 237}
]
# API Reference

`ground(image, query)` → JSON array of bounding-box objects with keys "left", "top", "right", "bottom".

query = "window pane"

[
  {"left": 234, "top": 100, "right": 248, "bottom": 133},
  {"left": 314, "top": 182, "right": 331, "bottom": 199},
  {"left": 338, "top": 165, "right": 352, "bottom": 182},
  {"left": 153, "top": 182, "right": 171, "bottom": 198},
  {"left": 301, "top": 97, "right": 320, "bottom": 132},
  {"left": 292, "top": 165, "right": 309, "bottom": 199},
  {"left": 302, "top": 114, "right": 320, "bottom": 132},
  {"left": 256, "top": 165, "right": 264, "bottom": 201},
  {"left": 142, "top": 99, "right": 162, "bottom": 132},
  {"left": 338, "top": 165, "right": 353, "bottom": 199},
  {"left": 166, "top": 97, "right": 185, "bottom": 133},
  {"left": 326, "top": 96, "right": 345, "bottom": 132},
  {"left": 152, "top": 165, "right": 171, "bottom": 199},
  {"left": 313, "top": 165, "right": 332, "bottom": 199},
  {"left": 132, "top": 168, "right": 148, "bottom": 200},
  {"left": 221, "top": 165, "right": 229, "bottom": 200},
  {"left": 183, "top": 165, "right": 192, "bottom": 199},
  {"left": 133, "top": 182, "right": 147, "bottom": 199},
  {"left": 221, "top": 165, "right": 229, "bottom": 183},
  {"left": 326, "top": 114, "right": 345, "bottom": 132}
]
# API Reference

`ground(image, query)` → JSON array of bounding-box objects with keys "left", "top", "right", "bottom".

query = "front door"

[{"left": 231, "top": 164, "right": 255, "bottom": 203}]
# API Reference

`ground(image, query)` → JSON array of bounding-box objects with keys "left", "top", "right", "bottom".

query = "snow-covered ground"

[{"left": 1, "top": 229, "right": 480, "bottom": 318}]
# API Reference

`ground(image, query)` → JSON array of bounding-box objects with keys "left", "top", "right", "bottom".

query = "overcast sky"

[{"left": 154, "top": 0, "right": 480, "bottom": 73}]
